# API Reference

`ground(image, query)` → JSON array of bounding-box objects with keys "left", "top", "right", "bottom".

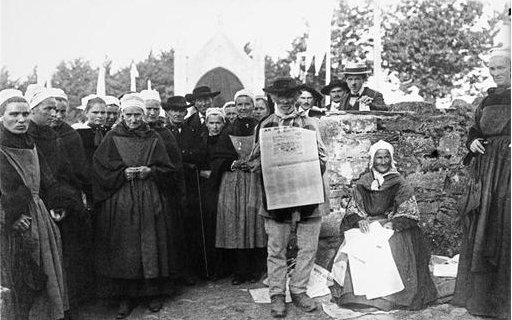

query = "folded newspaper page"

[{"left": 260, "top": 126, "right": 324, "bottom": 210}]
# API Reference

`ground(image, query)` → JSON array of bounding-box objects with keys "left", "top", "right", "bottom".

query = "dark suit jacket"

[
  {"left": 185, "top": 112, "right": 209, "bottom": 137},
  {"left": 338, "top": 87, "right": 387, "bottom": 111},
  {"left": 168, "top": 123, "right": 206, "bottom": 168}
]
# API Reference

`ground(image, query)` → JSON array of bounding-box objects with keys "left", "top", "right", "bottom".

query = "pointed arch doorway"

[{"left": 196, "top": 67, "right": 244, "bottom": 108}]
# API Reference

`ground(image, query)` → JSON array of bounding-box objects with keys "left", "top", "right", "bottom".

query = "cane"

[{"left": 195, "top": 168, "right": 210, "bottom": 278}]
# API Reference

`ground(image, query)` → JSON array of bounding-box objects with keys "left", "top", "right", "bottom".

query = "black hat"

[
  {"left": 185, "top": 86, "right": 220, "bottom": 102},
  {"left": 297, "top": 84, "right": 323, "bottom": 102},
  {"left": 163, "top": 96, "right": 193, "bottom": 111},
  {"left": 262, "top": 78, "right": 301, "bottom": 95},
  {"left": 321, "top": 79, "right": 348, "bottom": 95}
]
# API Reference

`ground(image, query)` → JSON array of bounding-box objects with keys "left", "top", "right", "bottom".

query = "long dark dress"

[
  {"left": 453, "top": 87, "right": 511, "bottom": 319},
  {"left": 52, "top": 121, "right": 94, "bottom": 305},
  {"left": 92, "top": 121, "right": 177, "bottom": 297},
  {"left": 212, "top": 118, "right": 267, "bottom": 279},
  {"left": 148, "top": 120, "right": 186, "bottom": 278},
  {"left": 27, "top": 121, "right": 87, "bottom": 312},
  {"left": 200, "top": 131, "right": 229, "bottom": 277},
  {"left": 168, "top": 123, "right": 209, "bottom": 278},
  {"left": 0, "top": 126, "right": 69, "bottom": 320},
  {"left": 329, "top": 171, "right": 437, "bottom": 311}
]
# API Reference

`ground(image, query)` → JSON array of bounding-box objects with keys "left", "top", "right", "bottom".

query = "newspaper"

[
  {"left": 260, "top": 127, "right": 324, "bottom": 210},
  {"left": 331, "top": 222, "right": 404, "bottom": 299}
]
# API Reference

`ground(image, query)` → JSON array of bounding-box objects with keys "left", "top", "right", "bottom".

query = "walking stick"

[{"left": 195, "top": 168, "right": 210, "bottom": 278}]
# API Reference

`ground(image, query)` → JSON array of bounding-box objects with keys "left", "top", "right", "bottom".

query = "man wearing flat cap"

[
  {"left": 249, "top": 78, "right": 328, "bottom": 318},
  {"left": 185, "top": 86, "right": 221, "bottom": 137},
  {"left": 165, "top": 96, "right": 208, "bottom": 283},
  {"left": 336, "top": 62, "right": 387, "bottom": 111},
  {"left": 297, "top": 84, "right": 325, "bottom": 118}
]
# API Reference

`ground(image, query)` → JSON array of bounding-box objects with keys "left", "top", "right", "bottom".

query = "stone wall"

[{"left": 318, "top": 102, "right": 474, "bottom": 257}]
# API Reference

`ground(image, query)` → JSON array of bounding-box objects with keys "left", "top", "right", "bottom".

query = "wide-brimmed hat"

[
  {"left": 297, "top": 84, "right": 323, "bottom": 102},
  {"left": 342, "top": 62, "right": 371, "bottom": 76},
  {"left": 321, "top": 79, "right": 348, "bottom": 95},
  {"left": 164, "top": 96, "right": 193, "bottom": 111},
  {"left": 185, "top": 86, "right": 220, "bottom": 102},
  {"left": 262, "top": 78, "right": 301, "bottom": 95}
]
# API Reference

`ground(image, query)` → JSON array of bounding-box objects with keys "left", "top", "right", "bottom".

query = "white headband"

[
  {"left": 120, "top": 93, "right": 146, "bottom": 114},
  {"left": 49, "top": 88, "right": 68, "bottom": 101},
  {"left": 0, "top": 89, "right": 26, "bottom": 108},
  {"left": 24, "top": 85, "right": 55, "bottom": 110},
  {"left": 234, "top": 89, "right": 255, "bottom": 104},
  {"left": 205, "top": 107, "right": 225, "bottom": 121},
  {"left": 139, "top": 89, "right": 161, "bottom": 102}
]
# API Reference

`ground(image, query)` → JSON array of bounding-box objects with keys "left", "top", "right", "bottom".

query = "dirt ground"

[{"left": 76, "top": 278, "right": 489, "bottom": 320}]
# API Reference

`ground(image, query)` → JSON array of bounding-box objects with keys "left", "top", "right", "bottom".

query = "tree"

[
  {"left": 382, "top": 0, "right": 500, "bottom": 101},
  {"left": 136, "top": 49, "right": 175, "bottom": 100},
  {"left": 52, "top": 58, "right": 98, "bottom": 107}
]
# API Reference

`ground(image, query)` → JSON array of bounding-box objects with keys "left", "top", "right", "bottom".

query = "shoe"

[
  {"left": 270, "top": 294, "right": 287, "bottom": 318},
  {"left": 148, "top": 298, "right": 163, "bottom": 312},
  {"left": 231, "top": 274, "right": 245, "bottom": 285},
  {"left": 116, "top": 299, "right": 134, "bottom": 319},
  {"left": 291, "top": 292, "right": 317, "bottom": 312}
]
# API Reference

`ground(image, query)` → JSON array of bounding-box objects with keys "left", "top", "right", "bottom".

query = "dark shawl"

[
  {"left": 26, "top": 121, "right": 82, "bottom": 211},
  {"left": 343, "top": 170, "right": 420, "bottom": 233},
  {"left": 53, "top": 122, "right": 90, "bottom": 198},
  {"left": 92, "top": 121, "right": 175, "bottom": 204}
]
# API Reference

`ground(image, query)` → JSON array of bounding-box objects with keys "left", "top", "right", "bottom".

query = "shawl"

[
  {"left": 92, "top": 120, "right": 174, "bottom": 204},
  {"left": 344, "top": 170, "right": 420, "bottom": 232}
]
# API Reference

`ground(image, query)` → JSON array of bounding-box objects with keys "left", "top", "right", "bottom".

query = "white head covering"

[
  {"left": 487, "top": 46, "right": 511, "bottom": 61},
  {"left": 103, "top": 95, "right": 120, "bottom": 107},
  {"left": 49, "top": 88, "right": 68, "bottom": 101},
  {"left": 139, "top": 89, "right": 161, "bottom": 102},
  {"left": 0, "top": 89, "right": 26, "bottom": 108},
  {"left": 120, "top": 93, "right": 146, "bottom": 114},
  {"left": 368, "top": 140, "right": 398, "bottom": 190},
  {"left": 24, "top": 84, "right": 55, "bottom": 110},
  {"left": 234, "top": 89, "right": 255, "bottom": 104},
  {"left": 78, "top": 94, "right": 100, "bottom": 111},
  {"left": 159, "top": 107, "right": 166, "bottom": 118},
  {"left": 205, "top": 107, "right": 225, "bottom": 122},
  {"left": 222, "top": 101, "right": 235, "bottom": 110}
]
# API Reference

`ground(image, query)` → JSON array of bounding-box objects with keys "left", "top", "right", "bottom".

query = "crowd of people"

[{"left": 0, "top": 51, "right": 509, "bottom": 320}]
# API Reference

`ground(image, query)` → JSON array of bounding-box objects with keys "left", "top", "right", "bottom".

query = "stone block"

[
  {"left": 320, "top": 114, "right": 378, "bottom": 134},
  {"left": 407, "top": 171, "right": 447, "bottom": 192},
  {"left": 438, "top": 132, "right": 463, "bottom": 156},
  {"left": 389, "top": 101, "right": 437, "bottom": 114},
  {"left": 397, "top": 134, "right": 436, "bottom": 158},
  {"left": 418, "top": 201, "right": 440, "bottom": 215}
]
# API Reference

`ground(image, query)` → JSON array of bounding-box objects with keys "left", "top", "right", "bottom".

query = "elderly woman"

[
  {"left": 330, "top": 140, "right": 437, "bottom": 311},
  {"left": 453, "top": 48, "right": 511, "bottom": 319},
  {"left": 212, "top": 90, "right": 267, "bottom": 285},
  {"left": 92, "top": 94, "right": 176, "bottom": 318},
  {"left": 0, "top": 89, "right": 69, "bottom": 320},
  {"left": 222, "top": 101, "right": 238, "bottom": 125}
]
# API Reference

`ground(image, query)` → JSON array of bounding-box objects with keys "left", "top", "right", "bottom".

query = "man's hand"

[
  {"left": 470, "top": 139, "right": 486, "bottom": 154},
  {"left": 12, "top": 214, "right": 31, "bottom": 232},
  {"left": 358, "top": 219, "right": 370, "bottom": 233},
  {"left": 359, "top": 95, "right": 374, "bottom": 106}
]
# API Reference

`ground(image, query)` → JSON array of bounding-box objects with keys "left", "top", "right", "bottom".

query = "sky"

[{"left": 0, "top": 0, "right": 509, "bottom": 81}]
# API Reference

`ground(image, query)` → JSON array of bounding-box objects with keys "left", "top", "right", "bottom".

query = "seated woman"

[{"left": 330, "top": 140, "right": 437, "bottom": 311}]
